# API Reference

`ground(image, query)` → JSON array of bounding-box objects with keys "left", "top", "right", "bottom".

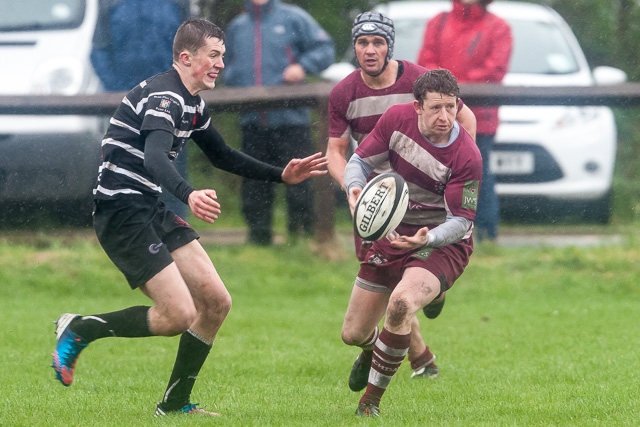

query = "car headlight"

[
  {"left": 31, "top": 57, "right": 85, "bottom": 96},
  {"left": 553, "top": 106, "right": 600, "bottom": 129}
]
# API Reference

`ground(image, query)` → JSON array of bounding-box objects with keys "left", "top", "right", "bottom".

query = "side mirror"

[{"left": 592, "top": 66, "right": 627, "bottom": 85}]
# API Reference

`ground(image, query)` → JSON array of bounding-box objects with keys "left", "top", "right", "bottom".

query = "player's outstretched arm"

[{"left": 281, "top": 152, "right": 328, "bottom": 184}]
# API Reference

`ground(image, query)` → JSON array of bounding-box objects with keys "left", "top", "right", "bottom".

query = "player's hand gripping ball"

[{"left": 353, "top": 173, "right": 409, "bottom": 241}]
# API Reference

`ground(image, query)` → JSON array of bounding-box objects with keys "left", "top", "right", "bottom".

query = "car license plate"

[{"left": 490, "top": 151, "right": 535, "bottom": 175}]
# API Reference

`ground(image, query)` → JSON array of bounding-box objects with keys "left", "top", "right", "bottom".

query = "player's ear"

[
  {"left": 413, "top": 100, "right": 423, "bottom": 114},
  {"left": 179, "top": 51, "right": 192, "bottom": 66}
]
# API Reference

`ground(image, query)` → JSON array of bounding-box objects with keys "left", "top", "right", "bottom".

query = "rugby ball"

[{"left": 353, "top": 173, "right": 409, "bottom": 241}]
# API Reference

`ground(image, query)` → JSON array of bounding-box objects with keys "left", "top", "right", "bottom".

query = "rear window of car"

[{"left": 0, "top": 0, "right": 86, "bottom": 32}]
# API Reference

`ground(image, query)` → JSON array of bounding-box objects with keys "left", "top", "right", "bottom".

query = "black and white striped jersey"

[{"left": 94, "top": 68, "right": 209, "bottom": 200}]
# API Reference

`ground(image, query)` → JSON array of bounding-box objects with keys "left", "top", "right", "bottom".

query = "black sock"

[
  {"left": 69, "top": 306, "right": 153, "bottom": 343},
  {"left": 161, "top": 329, "right": 212, "bottom": 411}
]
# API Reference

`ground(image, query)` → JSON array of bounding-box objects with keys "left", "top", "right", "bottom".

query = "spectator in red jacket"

[{"left": 417, "top": 0, "right": 512, "bottom": 241}]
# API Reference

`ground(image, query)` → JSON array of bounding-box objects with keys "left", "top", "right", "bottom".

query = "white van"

[{"left": 0, "top": 0, "right": 103, "bottom": 224}]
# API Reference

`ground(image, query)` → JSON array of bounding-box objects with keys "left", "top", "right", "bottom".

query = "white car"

[
  {"left": 322, "top": 1, "right": 627, "bottom": 223},
  {"left": 0, "top": 0, "right": 103, "bottom": 224}
]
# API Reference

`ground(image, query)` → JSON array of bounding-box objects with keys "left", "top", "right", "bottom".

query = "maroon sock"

[
  {"left": 359, "top": 328, "right": 410, "bottom": 407},
  {"left": 360, "top": 326, "right": 379, "bottom": 351},
  {"left": 410, "top": 347, "right": 435, "bottom": 371}
]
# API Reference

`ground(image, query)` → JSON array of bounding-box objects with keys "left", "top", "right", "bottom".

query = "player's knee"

[
  {"left": 387, "top": 295, "right": 411, "bottom": 328},
  {"left": 215, "top": 292, "right": 232, "bottom": 318},
  {"left": 341, "top": 328, "right": 367, "bottom": 347},
  {"left": 200, "top": 289, "right": 232, "bottom": 322},
  {"left": 341, "top": 331, "right": 358, "bottom": 346},
  {"left": 165, "top": 304, "right": 197, "bottom": 335}
]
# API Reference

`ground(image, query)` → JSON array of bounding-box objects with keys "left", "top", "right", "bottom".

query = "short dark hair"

[
  {"left": 413, "top": 69, "right": 460, "bottom": 105},
  {"left": 173, "top": 18, "right": 225, "bottom": 61}
]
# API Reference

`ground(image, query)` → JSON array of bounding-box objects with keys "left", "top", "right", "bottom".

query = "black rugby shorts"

[{"left": 93, "top": 196, "right": 199, "bottom": 289}]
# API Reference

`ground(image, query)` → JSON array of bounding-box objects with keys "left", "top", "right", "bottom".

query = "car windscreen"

[
  {"left": 389, "top": 16, "right": 580, "bottom": 76},
  {"left": 508, "top": 19, "right": 579, "bottom": 74},
  {"left": 0, "top": 0, "right": 86, "bottom": 32}
]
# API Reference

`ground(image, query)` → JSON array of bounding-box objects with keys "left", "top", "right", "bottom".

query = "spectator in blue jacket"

[
  {"left": 224, "top": 0, "right": 335, "bottom": 245},
  {"left": 90, "top": 0, "right": 192, "bottom": 219}
]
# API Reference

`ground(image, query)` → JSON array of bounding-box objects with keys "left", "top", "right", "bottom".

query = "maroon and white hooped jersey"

[{"left": 354, "top": 103, "right": 482, "bottom": 235}]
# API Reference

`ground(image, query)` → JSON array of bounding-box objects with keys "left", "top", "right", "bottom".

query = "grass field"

[{"left": 1, "top": 225, "right": 639, "bottom": 426}]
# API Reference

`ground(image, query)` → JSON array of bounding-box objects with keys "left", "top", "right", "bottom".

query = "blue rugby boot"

[{"left": 51, "top": 313, "right": 88, "bottom": 386}]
